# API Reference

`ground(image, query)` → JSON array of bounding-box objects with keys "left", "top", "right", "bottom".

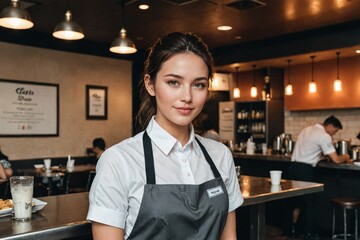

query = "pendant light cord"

[
  {"left": 310, "top": 56, "right": 315, "bottom": 82},
  {"left": 252, "top": 64, "right": 256, "bottom": 86},
  {"left": 121, "top": 1, "right": 125, "bottom": 28},
  {"left": 336, "top": 52, "right": 340, "bottom": 79},
  {"left": 287, "top": 59, "right": 291, "bottom": 84},
  {"left": 235, "top": 66, "right": 239, "bottom": 86}
]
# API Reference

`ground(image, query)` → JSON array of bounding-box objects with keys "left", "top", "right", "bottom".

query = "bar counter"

[
  {"left": 0, "top": 176, "right": 323, "bottom": 240},
  {"left": 0, "top": 193, "right": 91, "bottom": 240},
  {"left": 233, "top": 152, "right": 360, "bottom": 235},
  {"left": 233, "top": 152, "right": 360, "bottom": 171}
]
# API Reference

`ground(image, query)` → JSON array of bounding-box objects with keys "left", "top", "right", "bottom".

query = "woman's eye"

[
  {"left": 167, "top": 80, "right": 179, "bottom": 86},
  {"left": 193, "top": 82, "right": 207, "bottom": 89}
]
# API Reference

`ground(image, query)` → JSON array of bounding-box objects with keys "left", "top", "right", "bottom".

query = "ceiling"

[{"left": 1, "top": 0, "right": 360, "bottom": 70}]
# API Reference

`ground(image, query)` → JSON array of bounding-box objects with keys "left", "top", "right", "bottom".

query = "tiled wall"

[{"left": 284, "top": 109, "right": 360, "bottom": 145}]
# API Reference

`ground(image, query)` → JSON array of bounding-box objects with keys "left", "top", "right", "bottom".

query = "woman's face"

[{"left": 145, "top": 52, "right": 209, "bottom": 133}]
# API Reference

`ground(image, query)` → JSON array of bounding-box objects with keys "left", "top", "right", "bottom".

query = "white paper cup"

[
  {"left": 43, "top": 159, "right": 51, "bottom": 170},
  {"left": 270, "top": 170, "right": 282, "bottom": 185},
  {"left": 261, "top": 143, "right": 267, "bottom": 155},
  {"left": 270, "top": 185, "right": 282, "bottom": 192},
  {"left": 10, "top": 176, "right": 34, "bottom": 221}
]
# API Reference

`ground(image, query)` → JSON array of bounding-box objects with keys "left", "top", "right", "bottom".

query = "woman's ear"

[{"left": 144, "top": 74, "right": 155, "bottom": 96}]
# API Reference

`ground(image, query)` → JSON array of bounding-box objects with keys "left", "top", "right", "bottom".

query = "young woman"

[{"left": 87, "top": 32, "right": 243, "bottom": 240}]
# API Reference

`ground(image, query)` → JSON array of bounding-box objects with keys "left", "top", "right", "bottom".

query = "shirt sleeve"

[
  {"left": 223, "top": 147, "right": 244, "bottom": 212},
  {"left": 320, "top": 134, "right": 336, "bottom": 155},
  {"left": 87, "top": 148, "right": 129, "bottom": 229}
]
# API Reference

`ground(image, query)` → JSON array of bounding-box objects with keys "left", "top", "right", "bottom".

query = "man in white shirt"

[{"left": 286, "top": 115, "right": 350, "bottom": 240}]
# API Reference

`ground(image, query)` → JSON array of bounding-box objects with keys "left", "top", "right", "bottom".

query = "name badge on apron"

[{"left": 206, "top": 185, "right": 224, "bottom": 198}]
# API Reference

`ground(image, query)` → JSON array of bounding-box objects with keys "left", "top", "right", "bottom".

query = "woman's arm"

[
  {"left": 0, "top": 164, "right": 7, "bottom": 180},
  {"left": 92, "top": 221, "right": 124, "bottom": 240},
  {"left": 220, "top": 210, "right": 237, "bottom": 240}
]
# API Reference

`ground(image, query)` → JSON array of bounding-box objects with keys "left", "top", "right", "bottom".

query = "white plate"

[
  {"left": 32, "top": 198, "right": 47, "bottom": 212},
  {"left": 353, "top": 162, "right": 360, "bottom": 167},
  {"left": 0, "top": 206, "right": 12, "bottom": 216}
]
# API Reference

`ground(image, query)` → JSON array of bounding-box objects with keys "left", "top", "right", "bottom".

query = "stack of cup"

[
  {"left": 43, "top": 159, "right": 51, "bottom": 172},
  {"left": 246, "top": 139, "right": 255, "bottom": 155}
]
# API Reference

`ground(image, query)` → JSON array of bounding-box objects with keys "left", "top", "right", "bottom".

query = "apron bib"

[{"left": 127, "top": 132, "right": 229, "bottom": 240}]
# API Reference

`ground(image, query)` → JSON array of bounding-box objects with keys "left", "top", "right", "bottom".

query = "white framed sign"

[
  {"left": 0, "top": 79, "right": 59, "bottom": 137},
  {"left": 86, "top": 85, "right": 108, "bottom": 120}
]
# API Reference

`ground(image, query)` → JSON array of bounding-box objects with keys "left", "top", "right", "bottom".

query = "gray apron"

[{"left": 127, "top": 131, "right": 229, "bottom": 240}]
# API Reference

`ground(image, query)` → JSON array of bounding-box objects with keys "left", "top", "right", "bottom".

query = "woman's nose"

[{"left": 180, "top": 85, "right": 192, "bottom": 102}]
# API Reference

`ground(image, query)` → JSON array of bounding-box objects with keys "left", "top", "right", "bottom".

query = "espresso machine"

[{"left": 273, "top": 133, "right": 294, "bottom": 155}]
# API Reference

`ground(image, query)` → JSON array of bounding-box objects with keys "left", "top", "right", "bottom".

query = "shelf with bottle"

[{"left": 237, "top": 109, "right": 265, "bottom": 120}]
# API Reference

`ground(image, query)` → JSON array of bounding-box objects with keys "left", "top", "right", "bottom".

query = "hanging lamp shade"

[
  {"left": 233, "top": 66, "right": 240, "bottom": 98},
  {"left": 110, "top": 1, "right": 137, "bottom": 54},
  {"left": 285, "top": 59, "right": 293, "bottom": 96},
  {"left": 0, "top": 0, "right": 33, "bottom": 30},
  {"left": 110, "top": 28, "right": 137, "bottom": 54},
  {"left": 334, "top": 52, "right": 342, "bottom": 92},
  {"left": 250, "top": 64, "right": 257, "bottom": 98},
  {"left": 309, "top": 56, "right": 317, "bottom": 93},
  {"left": 53, "top": 10, "right": 84, "bottom": 40}
]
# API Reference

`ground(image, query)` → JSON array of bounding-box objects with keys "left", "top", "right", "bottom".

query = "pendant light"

[
  {"left": 53, "top": 0, "right": 84, "bottom": 41},
  {"left": 233, "top": 66, "right": 240, "bottom": 98},
  {"left": 285, "top": 60, "right": 293, "bottom": 95},
  {"left": 0, "top": 0, "right": 33, "bottom": 30},
  {"left": 309, "top": 56, "right": 317, "bottom": 93},
  {"left": 110, "top": 1, "right": 137, "bottom": 54},
  {"left": 250, "top": 64, "right": 258, "bottom": 98},
  {"left": 334, "top": 52, "right": 342, "bottom": 92}
]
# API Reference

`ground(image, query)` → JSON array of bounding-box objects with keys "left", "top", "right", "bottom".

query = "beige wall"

[{"left": 0, "top": 42, "right": 133, "bottom": 160}]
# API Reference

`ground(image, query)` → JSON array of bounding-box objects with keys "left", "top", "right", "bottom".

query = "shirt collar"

[{"left": 145, "top": 116, "right": 202, "bottom": 156}]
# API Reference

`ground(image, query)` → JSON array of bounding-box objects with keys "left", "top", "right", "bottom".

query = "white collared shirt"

[
  {"left": 291, "top": 123, "right": 336, "bottom": 167},
  {"left": 87, "top": 116, "right": 243, "bottom": 237}
]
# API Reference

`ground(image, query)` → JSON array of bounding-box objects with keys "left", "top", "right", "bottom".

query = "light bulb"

[
  {"left": 233, "top": 87, "right": 240, "bottom": 98},
  {"left": 309, "top": 82, "right": 317, "bottom": 93},
  {"left": 285, "top": 84, "right": 293, "bottom": 95},
  {"left": 250, "top": 86, "right": 257, "bottom": 98},
  {"left": 334, "top": 79, "right": 342, "bottom": 92}
]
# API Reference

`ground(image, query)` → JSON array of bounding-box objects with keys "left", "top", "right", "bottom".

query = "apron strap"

[
  {"left": 195, "top": 137, "right": 222, "bottom": 180},
  {"left": 143, "top": 131, "right": 156, "bottom": 184}
]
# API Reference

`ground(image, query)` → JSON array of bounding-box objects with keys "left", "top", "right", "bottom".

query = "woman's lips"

[{"left": 176, "top": 107, "right": 193, "bottom": 115}]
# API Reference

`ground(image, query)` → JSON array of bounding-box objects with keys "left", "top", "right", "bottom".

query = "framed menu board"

[
  {"left": 0, "top": 79, "right": 59, "bottom": 137},
  {"left": 86, "top": 85, "right": 108, "bottom": 120}
]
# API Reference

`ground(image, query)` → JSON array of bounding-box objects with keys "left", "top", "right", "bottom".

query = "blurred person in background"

[
  {"left": 0, "top": 148, "right": 12, "bottom": 181},
  {"left": 202, "top": 118, "right": 221, "bottom": 142}
]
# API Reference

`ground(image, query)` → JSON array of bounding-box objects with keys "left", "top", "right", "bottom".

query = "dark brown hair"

[{"left": 136, "top": 32, "right": 214, "bottom": 131}]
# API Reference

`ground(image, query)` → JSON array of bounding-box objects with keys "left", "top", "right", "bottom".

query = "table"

[
  {"left": 240, "top": 175, "right": 324, "bottom": 240},
  {"left": 17, "top": 165, "right": 96, "bottom": 196},
  {"left": 0, "top": 175, "right": 323, "bottom": 240}
]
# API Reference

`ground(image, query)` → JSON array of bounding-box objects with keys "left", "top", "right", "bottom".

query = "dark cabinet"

[{"left": 219, "top": 100, "right": 284, "bottom": 147}]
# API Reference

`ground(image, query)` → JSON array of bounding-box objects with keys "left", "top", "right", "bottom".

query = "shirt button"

[
  {"left": 182, "top": 159, "right": 186, "bottom": 162},
  {"left": 187, "top": 173, "right": 190, "bottom": 177}
]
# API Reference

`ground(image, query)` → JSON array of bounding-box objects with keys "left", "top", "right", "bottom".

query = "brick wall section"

[{"left": 284, "top": 109, "right": 360, "bottom": 145}]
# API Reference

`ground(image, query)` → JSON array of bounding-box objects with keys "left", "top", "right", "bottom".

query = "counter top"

[
  {"left": 233, "top": 152, "right": 291, "bottom": 162},
  {"left": 0, "top": 192, "right": 91, "bottom": 240},
  {"left": 233, "top": 152, "right": 360, "bottom": 171}
]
